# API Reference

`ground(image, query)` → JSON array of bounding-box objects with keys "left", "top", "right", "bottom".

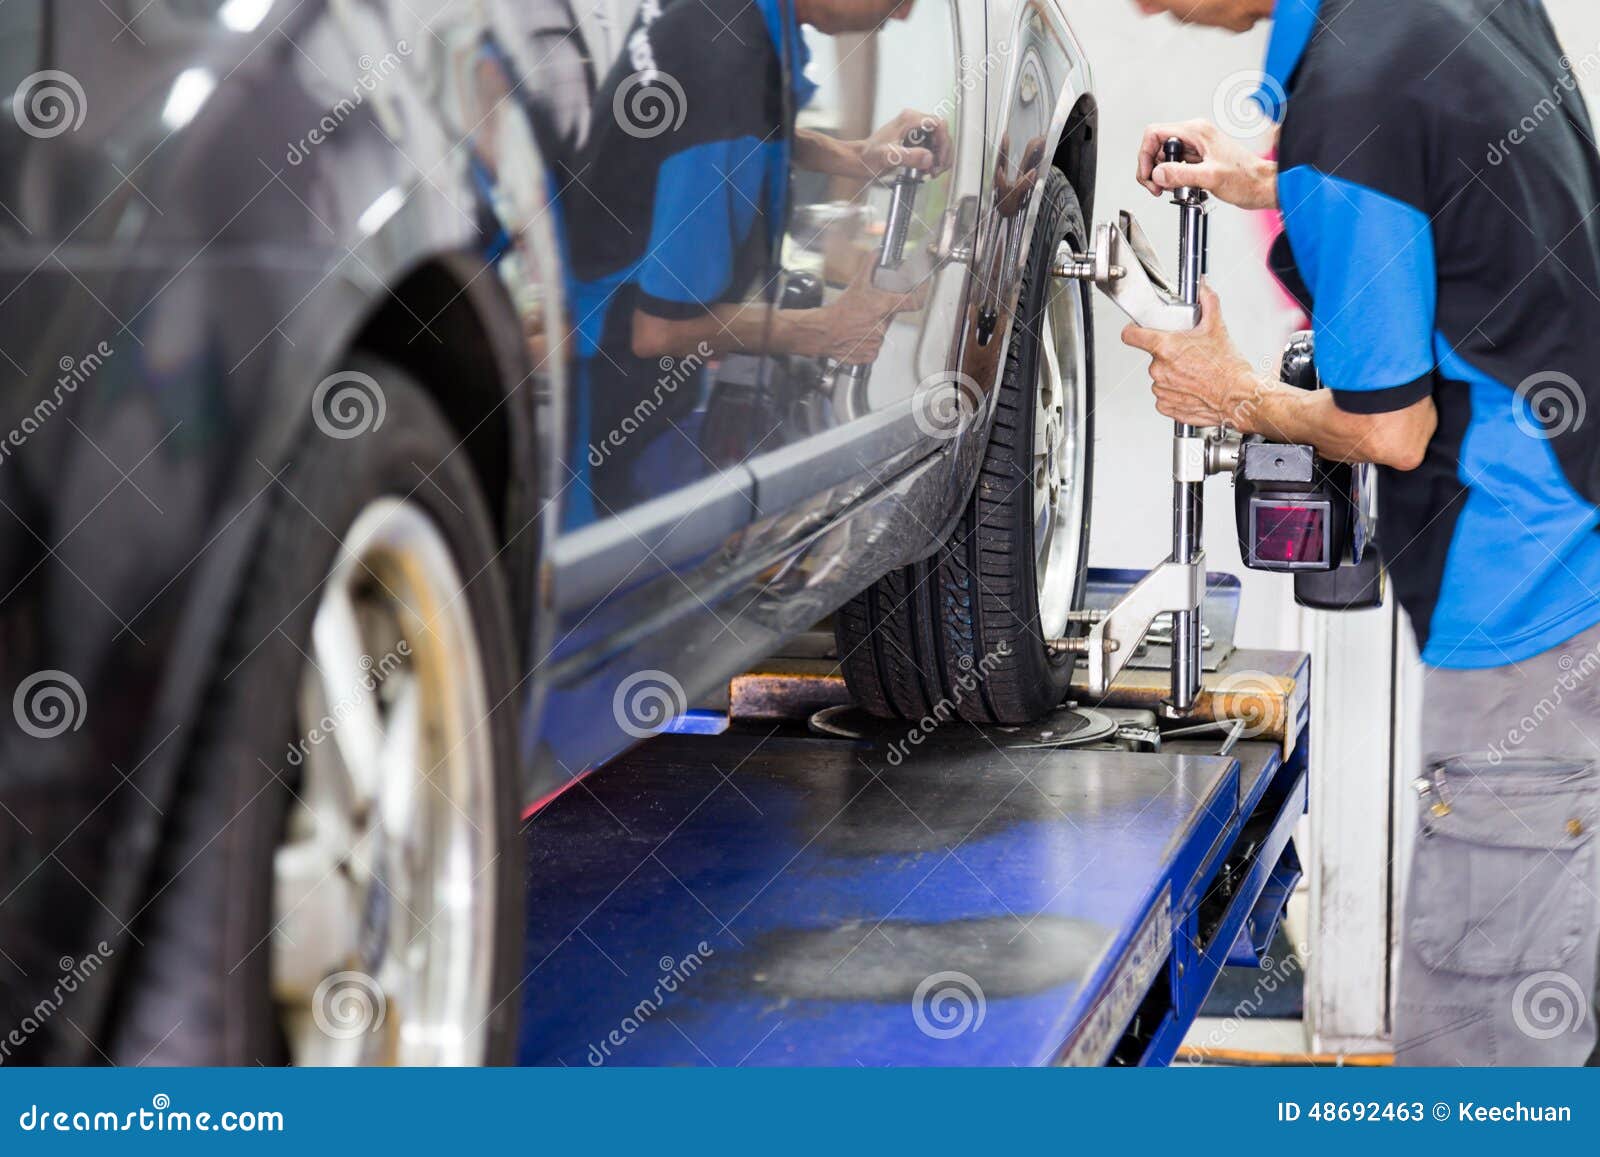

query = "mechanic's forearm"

[
  {"left": 794, "top": 129, "right": 860, "bottom": 178},
  {"left": 631, "top": 305, "right": 829, "bottom": 360},
  {"left": 1230, "top": 376, "right": 1436, "bottom": 471}
]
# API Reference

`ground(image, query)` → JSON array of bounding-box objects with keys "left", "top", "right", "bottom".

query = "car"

[{"left": 0, "top": 0, "right": 1097, "bottom": 1065}]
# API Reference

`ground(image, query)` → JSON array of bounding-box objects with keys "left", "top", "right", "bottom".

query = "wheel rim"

[
  {"left": 272, "top": 498, "right": 498, "bottom": 1065},
  {"left": 1034, "top": 254, "right": 1091, "bottom": 641}
]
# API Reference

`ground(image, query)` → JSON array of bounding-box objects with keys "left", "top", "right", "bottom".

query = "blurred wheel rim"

[
  {"left": 271, "top": 497, "right": 498, "bottom": 1065},
  {"left": 1035, "top": 258, "right": 1090, "bottom": 641}
]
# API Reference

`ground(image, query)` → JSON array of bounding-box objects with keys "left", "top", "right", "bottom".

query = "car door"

[
  {"left": 739, "top": 0, "right": 985, "bottom": 552},
  {"left": 509, "top": 0, "right": 784, "bottom": 657}
]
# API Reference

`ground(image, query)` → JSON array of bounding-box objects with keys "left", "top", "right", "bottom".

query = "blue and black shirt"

[
  {"left": 1260, "top": 0, "right": 1600, "bottom": 667},
  {"left": 558, "top": 0, "right": 813, "bottom": 522}
]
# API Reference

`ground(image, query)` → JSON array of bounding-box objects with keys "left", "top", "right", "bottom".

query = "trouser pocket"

[
  {"left": 1409, "top": 756, "right": 1596, "bottom": 976},
  {"left": 1397, "top": 755, "right": 1600, "bottom": 1065}
]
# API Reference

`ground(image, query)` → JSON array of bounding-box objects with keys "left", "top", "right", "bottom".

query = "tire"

[
  {"left": 111, "top": 359, "right": 524, "bottom": 1065},
  {"left": 836, "top": 169, "right": 1095, "bottom": 724}
]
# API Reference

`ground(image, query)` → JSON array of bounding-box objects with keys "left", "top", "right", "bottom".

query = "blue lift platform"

[{"left": 519, "top": 572, "right": 1309, "bottom": 1067}]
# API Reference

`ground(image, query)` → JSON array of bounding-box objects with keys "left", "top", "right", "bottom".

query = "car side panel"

[{"left": 0, "top": 0, "right": 554, "bottom": 1060}]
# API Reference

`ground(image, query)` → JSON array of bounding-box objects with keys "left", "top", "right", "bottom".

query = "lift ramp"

[{"left": 518, "top": 646, "right": 1307, "bottom": 1067}]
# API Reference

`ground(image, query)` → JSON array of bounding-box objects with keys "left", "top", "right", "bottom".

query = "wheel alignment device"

[{"left": 1053, "top": 139, "right": 1379, "bottom": 718}]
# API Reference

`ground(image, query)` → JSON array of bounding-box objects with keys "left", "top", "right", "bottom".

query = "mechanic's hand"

[
  {"left": 856, "top": 109, "right": 954, "bottom": 180},
  {"left": 1122, "top": 285, "right": 1260, "bottom": 427},
  {"left": 1136, "top": 119, "right": 1278, "bottom": 211},
  {"left": 814, "top": 264, "right": 930, "bottom": 366}
]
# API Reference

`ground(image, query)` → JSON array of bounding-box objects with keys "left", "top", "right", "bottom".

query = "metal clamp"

[
  {"left": 1081, "top": 557, "right": 1209, "bottom": 697},
  {"left": 1054, "top": 210, "right": 1200, "bottom": 333}
]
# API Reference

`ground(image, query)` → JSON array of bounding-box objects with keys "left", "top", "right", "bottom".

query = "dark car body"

[{"left": 0, "top": 0, "right": 1094, "bottom": 1061}]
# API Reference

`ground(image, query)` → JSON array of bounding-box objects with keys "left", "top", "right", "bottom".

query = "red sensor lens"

[{"left": 1254, "top": 504, "right": 1326, "bottom": 565}]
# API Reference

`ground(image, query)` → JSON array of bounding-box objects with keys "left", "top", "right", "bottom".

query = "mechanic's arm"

[
  {"left": 1123, "top": 286, "right": 1436, "bottom": 471},
  {"left": 632, "top": 263, "right": 928, "bottom": 366},
  {"left": 795, "top": 110, "right": 953, "bottom": 181}
]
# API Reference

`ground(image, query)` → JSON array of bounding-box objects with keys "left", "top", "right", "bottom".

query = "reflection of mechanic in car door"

[
  {"left": 1123, "top": 0, "right": 1600, "bottom": 1067},
  {"left": 562, "top": 0, "right": 948, "bottom": 517}
]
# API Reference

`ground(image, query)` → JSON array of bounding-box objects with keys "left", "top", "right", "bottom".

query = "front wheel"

[{"left": 836, "top": 169, "right": 1095, "bottom": 724}]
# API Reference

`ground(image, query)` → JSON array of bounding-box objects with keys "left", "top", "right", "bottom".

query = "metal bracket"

[
  {"left": 1083, "top": 556, "right": 1208, "bottom": 697},
  {"left": 1055, "top": 210, "right": 1200, "bottom": 333}
]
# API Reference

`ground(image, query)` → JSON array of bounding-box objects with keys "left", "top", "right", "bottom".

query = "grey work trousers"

[{"left": 1398, "top": 622, "right": 1600, "bottom": 1065}]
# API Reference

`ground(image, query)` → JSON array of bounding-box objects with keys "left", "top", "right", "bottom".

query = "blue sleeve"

[
  {"left": 636, "top": 138, "right": 767, "bottom": 314},
  {"left": 1278, "top": 166, "right": 1438, "bottom": 413}
]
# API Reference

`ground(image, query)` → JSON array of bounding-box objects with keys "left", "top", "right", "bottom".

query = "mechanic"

[
  {"left": 561, "top": 0, "right": 944, "bottom": 522},
  {"left": 1122, "top": 0, "right": 1600, "bottom": 1065}
]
